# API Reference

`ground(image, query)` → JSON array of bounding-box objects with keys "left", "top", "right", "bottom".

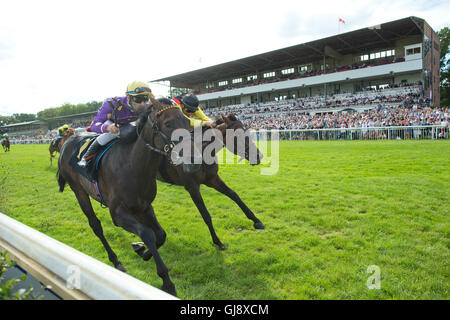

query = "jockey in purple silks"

[{"left": 77, "top": 80, "right": 153, "bottom": 168}]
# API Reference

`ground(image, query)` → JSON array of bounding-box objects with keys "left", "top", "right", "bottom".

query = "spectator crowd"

[{"left": 204, "top": 83, "right": 449, "bottom": 130}]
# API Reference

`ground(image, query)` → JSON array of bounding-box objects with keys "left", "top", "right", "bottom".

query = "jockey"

[
  {"left": 53, "top": 124, "right": 69, "bottom": 148},
  {"left": 173, "top": 94, "right": 215, "bottom": 128},
  {"left": 77, "top": 80, "right": 153, "bottom": 168}
]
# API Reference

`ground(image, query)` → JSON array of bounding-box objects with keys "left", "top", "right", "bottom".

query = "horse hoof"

[
  {"left": 214, "top": 242, "right": 227, "bottom": 250},
  {"left": 254, "top": 222, "right": 265, "bottom": 230},
  {"left": 162, "top": 284, "right": 177, "bottom": 297},
  {"left": 132, "top": 242, "right": 146, "bottom": 256},
  {"left": 142, "top": 250, "right": 153, "bottom": 261},
  {"left": 116, "top": 263, "right": 127, "bottom": 273}
]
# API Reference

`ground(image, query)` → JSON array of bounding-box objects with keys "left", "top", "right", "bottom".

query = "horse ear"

[
  {"left": 149, "top": 96, "right": 161, "bottom": 110},
  {"left": 228, "top": 113, "right": 238, "bottom": 122},
  {"left": 215, "top": 116, "right": 224, "bottom": 125},
  {"left": 223, "top": 115, "right": 231, "bottom": 124}
]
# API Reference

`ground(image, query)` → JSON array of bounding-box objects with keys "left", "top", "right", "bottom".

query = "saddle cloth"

[{"left": 69, "top": 134, "right": 118, "bottom": 182}]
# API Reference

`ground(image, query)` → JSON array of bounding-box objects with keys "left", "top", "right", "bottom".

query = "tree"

[
  {"left": 12, "top": 113, "right": 36, "bottom": 122},
  {"left": 439, "top": 27, "right": 450, "bottom": 107},
  {"left": 169, "top": 87, "right": 190, "bottom": 97}
]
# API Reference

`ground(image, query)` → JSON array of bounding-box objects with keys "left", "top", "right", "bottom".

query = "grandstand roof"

[
  {"left": 152, "top": 16, "right": 426, "bottom": 88},
  {"left": 1, "top": 120, "right": 46, "bottom": 128}
]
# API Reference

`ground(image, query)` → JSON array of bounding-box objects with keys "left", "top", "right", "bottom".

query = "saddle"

[{"left": 69, "top": 134, "right": 119, "bottom": 182}]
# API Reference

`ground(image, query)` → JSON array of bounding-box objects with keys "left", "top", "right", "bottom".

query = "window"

[
  {"left": 232, "top": 78, "right": 242, "bottom": 84},
  {"left": 406, "top": 47, "right": 420, "bottom": 56},
  {"left": 218, "top": 80, "right": 228, "bottom": 86},
  {"left": 360, "top": 54, "right": 369, "bottom": 61},
  {"left": 247, "top": 75, "right": 258, "bottom": 81},
  {"left": 281, "top": 68, "right": 294, "bottom": 75},
  {"left": 263, "top": 71, "right": 275, "bottom": 78},
  {"left": 299, "top": 65, "right": 309, "bottom": 72}
]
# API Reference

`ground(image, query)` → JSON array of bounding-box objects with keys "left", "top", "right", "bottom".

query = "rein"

[{"left": 137, "top": 104, "right": 181, "bottom": 158}]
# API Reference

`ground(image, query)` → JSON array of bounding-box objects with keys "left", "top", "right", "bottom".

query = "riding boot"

[
  {"left": 53, "top": 138, "right": 60, "bottom": 149},
  {"left": 77, "top": 139, "right": 102, "bottom": 168}
]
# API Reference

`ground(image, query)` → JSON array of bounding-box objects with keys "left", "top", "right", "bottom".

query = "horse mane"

[
  {"left": 157, "top": 97, "right": 174, "bottom": 106},
  {"left": 136, "top": 110, "right": 151, "bottom": 135},
  {"left": 215, "top": 114, "right": 240, "bottom": 126},
  {"left": 135, "top": 97, "right": 175, "bottom": 135}
]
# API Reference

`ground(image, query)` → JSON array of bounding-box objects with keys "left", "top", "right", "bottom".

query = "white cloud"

[{"left": 0, "top": 0, "right": 448, "bottom": 116}]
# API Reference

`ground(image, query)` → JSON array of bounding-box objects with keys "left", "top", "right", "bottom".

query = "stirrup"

[{"left": 77, "top": 159, "right": 89, "bottom": 168}]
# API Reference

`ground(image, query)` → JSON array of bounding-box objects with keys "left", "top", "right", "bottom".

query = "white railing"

[
  {"left": 7, "top": 126, "right": 449, "bottom": 144},
  {"left": 9, "top": 139, "right": 53, "bottom": 145},
  {"left": 0, "top": 212, "right": 178, "bottom": 300},
  {"left": 253, "top": 125, "right": 449, "bottom": 141}
]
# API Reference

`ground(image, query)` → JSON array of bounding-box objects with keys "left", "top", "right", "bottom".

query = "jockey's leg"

[{"left": 77, "top": 131, "right": 118, "bottom": 168}]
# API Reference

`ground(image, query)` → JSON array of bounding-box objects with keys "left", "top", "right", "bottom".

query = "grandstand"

[
  {"left": 1, "top": 16, "right": 444, "bottom": 139},
  {"left": 152, "top": 16, "right": 440, "bottom": 109}
]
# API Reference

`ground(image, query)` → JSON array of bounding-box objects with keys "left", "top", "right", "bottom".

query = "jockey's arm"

[
  {"left": 187, "top": 108, "right": 215, "bottom": 127},
  {"left": 89, "top": 101, "right": 114, "bottom": 133}
]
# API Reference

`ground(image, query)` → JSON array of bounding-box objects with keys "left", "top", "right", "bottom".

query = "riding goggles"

[
  {"left": 131, "top": 95, "right": 150, "bottom": 103},
  {"left": 127, "top": 87, "right": 152, "bottom": 95}
]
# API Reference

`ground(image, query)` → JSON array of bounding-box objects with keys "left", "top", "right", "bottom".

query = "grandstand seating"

[{"left": 203, "top": 83, "right": 448, "bottom": 130}]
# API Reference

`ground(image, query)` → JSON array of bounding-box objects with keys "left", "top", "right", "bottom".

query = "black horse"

[
  {"left": 57, "top": 97, "right": 197, "bottom": 296},
  {"left": 133, "top": 114, "right": 265, "bottom": 260}
]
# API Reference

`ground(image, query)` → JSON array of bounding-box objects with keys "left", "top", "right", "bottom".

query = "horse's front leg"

[
  {"left": 131, "top": 205, "right": 167, "bottom": 261},
  {"left": 184, "top": 182, "right": 227, "bottom": 250},
  {"left": 207, "top": 175, "right": 265, "bottom": 230},
  {"left": 111, "top": 204, "right": 176, "bottom": 297}
]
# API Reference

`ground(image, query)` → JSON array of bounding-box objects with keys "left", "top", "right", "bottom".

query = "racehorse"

[
  {"left": 132, "top": 114, "right": 265, "bottom": 260},
  {"left": 57, "top": 97, "right": 198, "bottom": 296},
  {"left": 49, "top": 128, "right": 75, "bottom": 165},
  {"left": 1, "top": 136, "right": 10, "bottom": 152}
]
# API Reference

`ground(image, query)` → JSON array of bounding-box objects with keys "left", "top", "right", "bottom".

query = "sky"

[{"left": 0, "top": 0, "right": 448, "bottom": 116}]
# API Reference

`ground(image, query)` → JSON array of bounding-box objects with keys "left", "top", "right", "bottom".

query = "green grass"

[{"left": 0, "top": 140, "right": 449, "bottom": 299}]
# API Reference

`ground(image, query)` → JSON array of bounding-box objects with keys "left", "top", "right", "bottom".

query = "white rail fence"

[
  {"left": 8, "top": 126, "right": 448, "bottom": 144},
  {"left": 0, "top": 212, "right": 178, "bottom": 300},
  {"left": 253, "top": 125, "right": 449, "bottom": 141}
]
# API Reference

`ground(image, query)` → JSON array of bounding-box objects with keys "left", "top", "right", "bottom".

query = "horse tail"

[{"left": 56, "top": 169, "right": 66, "bottom": 192}]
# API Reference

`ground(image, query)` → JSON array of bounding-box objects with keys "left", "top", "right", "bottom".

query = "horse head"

[
  {"left": 137, "top": 97, "right": 201, "bottom": 173},
  {"left": 216, "top": 114, "right": 263, "bottom": 165}
]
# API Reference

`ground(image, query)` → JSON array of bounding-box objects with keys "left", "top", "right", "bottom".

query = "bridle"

[{"left": 137, "top": 104, "right": 181, "bottom": 160}]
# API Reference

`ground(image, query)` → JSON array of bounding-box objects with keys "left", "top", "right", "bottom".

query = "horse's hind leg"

[
  {"left": 185, "top": 183, "right": 227, "bottom": 250},
  {"left": 207, "top": 175, "right": 265, "bottom": 230},
  {"left": 73, "top": 189, "right": 126, "bottom": 272},
  {"left": 111, "top": 204, "right": 176, "bottom": 296}
]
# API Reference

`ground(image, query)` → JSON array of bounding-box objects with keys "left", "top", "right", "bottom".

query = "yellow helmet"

[
  {"left": 63, "top": 124, "right": 69, "bottom": 129},
  {"left": 126, "top": 81, "right": 153, "bottom": 96}
]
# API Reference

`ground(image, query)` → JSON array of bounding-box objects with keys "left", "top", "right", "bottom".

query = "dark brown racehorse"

[
  {"left": 57, "top": 97, "right": 197, "bottom": 296},
  {"left": 133, "top": 114, "right": 264, "bottom": 260},
  {"left": 1, "top": 136, "right": 10, "bottom": 152},
  {"left": 49, "top": 128, "right": 75, "bottom": 165}
]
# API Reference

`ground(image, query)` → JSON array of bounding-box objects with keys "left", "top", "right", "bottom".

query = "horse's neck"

[{"left": 130, "top": 125, "right": 161, "bottom": 176}]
